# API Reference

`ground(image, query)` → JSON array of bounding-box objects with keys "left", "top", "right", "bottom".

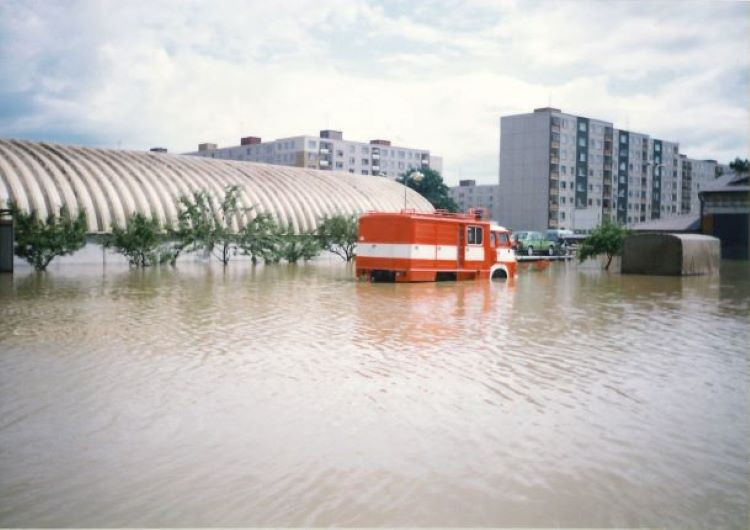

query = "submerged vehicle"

[
  {"left": 356, "top": 209, "right": 516, "bottom": 282},
  {"left": 512, "top": 230, "right": 558, "bottom": 256}
]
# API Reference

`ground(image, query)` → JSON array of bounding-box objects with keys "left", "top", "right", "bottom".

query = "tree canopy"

[
  {"left": 175, "top": 185, "right": 250, "bottom": 266},
  {"left": 106, "top": 212, "right": 180, "bottom": 267},
  {"left": 397, "top": 168, "right": 458, "bottom": 212},
  {"left": 316, "top": 213, "right": 358, "bottom": 261},
  {"left": 729, "top": 157, "right": 749, "bottom": 175},
  {"left": 10, "top": 203, "right": 87, "bottom": 271},
  {"left": 577, "top": 221, "right": 629, "bottom": 271}
]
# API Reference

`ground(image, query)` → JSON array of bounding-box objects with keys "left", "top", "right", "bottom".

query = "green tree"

[
  {"left": 238, "top": 212, "right": 282, "bottom": 264},
  {"left": 10, "top": 202, "right": 87, "bottom": 271},
  {"left": 175, "top": 185, "right": 248, "bottom": 266},
  {"left": 397, "top": 167, "right": 458, "bottom": 212},
  {"left": 728, "top": 157, "right": 749, "bottom": 174},
  {"left": 316, "top": 213, "right": 358, "bottom": 262},
  {"left": 577, "top": 220, "right": 629, "bottom": 271},
  {"left": 106, "top": 212, "right": 179, "bottom": 267},
  {"left": 277, "top": 228, "right": 322, "bottom": 263}
]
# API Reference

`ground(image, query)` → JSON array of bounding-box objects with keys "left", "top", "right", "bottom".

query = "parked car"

[
  {"left": 545, "top": 229, "right": 574, "bottom": 254},
  {"left": 512, "top": 230, "right": 557, "bottom": 256}
]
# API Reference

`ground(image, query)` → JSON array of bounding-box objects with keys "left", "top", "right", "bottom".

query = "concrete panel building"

[
  {"left": 448, "top": 180, "right": 501, "bottom": 222},
  {"left": 498, "top": 107, "right": 722, "bottom": 233},
  {"left": 0, "top": 138, "right": 433, "bottom": 234},
  {"left": 187, "top": 130, "right": 442, "bottom": 180}
]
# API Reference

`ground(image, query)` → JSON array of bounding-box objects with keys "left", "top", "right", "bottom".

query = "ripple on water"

[{"left": 0, "top": 260, "right": 748, "bottom": 527}]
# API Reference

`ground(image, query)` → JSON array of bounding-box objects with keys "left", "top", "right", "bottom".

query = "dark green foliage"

[
  {"left": 175, "top": 185, "right": 247, "bottom": 266},
  {"left": 238, "top": 212, "right": 282, "bottom": 264},
  {"left": 397, "top": 167, "right": 458, "bottom": 212},
  {"left": 276, "top": 228, "right": 322, "bottom": 263},
  {"left": 106, "top": 212, "right": 178, "bottom": 267},
  {"left": 728, "top": 157, "right": 749, "bottom": 174},
  {"left": 316, "top": 213, "right": 358, "bottom": 262},
  {"left": 10, "top": 202, "right": 87, "bottom": 271},
  {"left": 577, "top": 221, "right": 629, "bottom": 271}
]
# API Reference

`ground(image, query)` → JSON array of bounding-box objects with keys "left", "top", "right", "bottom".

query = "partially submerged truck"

[{"left": 356, "top": 209, "right": 516, "bottom": 282}]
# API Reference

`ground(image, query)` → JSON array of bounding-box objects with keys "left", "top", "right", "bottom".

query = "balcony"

[
  {"left": 550, "top": 141, "right": 560, "bottom": 149},
  {"left": 549, "top": 203, "right": 559, "bottom": 212},
  {"left": 319, "top": 159, "right": 329, "bottom": 166},
  {"left": 319, "top": 148, "right": 330, "bottom": 155},
  {"left": 549, "top": 187, "right": 559, "bottom": 197},
  {"left": 371, "top": 153, "right": 380, "bottom": 159},
  {"left": 550, "top": 157, "right": 560, "bottom": 165},
  {"left": 550, "top": 170, "right": 560, "bottom": 180},
  {"left": 548, "top": 218, "right": 559, "bottom": 228}
]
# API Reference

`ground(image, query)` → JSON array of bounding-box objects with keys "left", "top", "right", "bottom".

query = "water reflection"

[{"left": 0, "top": 259, "right": 748, "bottom": 527}]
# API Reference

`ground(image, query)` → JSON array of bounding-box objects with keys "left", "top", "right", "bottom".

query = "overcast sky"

[{"left": 1, "top": 0, "right": 747, "bottom": 184}]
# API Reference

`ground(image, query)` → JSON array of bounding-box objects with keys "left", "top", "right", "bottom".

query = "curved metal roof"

[{"left": 0, "top": 138, "right": 433, "bottom": 233}]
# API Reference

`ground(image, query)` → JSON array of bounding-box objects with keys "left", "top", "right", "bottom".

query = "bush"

[
  {"left": 238, "top": 212, "right": 282, "bottom": 264},
  {"left": 10, "top": 203, "right": 87, "bottom": 271},
  {"left": 175, "top": 185, "right": 248, "bottom": 266},
  {"left": 316, "top": 214, "right": 358, "bottom": 261},
  {"left": 107, "top": 212, "right": 179, "bottom": 267},
  {"left": 577, "top": 221, "right": 629, "bottom": 270},
  {"left": 277, "top": 229, "right": 322, "bottom": 263}
]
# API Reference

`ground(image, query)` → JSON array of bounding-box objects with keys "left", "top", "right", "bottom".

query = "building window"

[
  {"left": 361, "top": 170, "right": 369, "bottom": 175},
  {"left": 307, "top": 140, "right": 317, "bottom": 149},
  {"left": 362, "top": 159, "right": 369, "bottom": 166},
  {"left": 579, "top": 122, "right": 587, "bottom": 132},
  {"left": 578, "top": 137, "right": 586, "bottom": 147},
  {"left": 336, "top": 150, "right": 343, "bottom": 157},
  {"left": 579, "top": 153, "right": 586, "bottom": 162}
]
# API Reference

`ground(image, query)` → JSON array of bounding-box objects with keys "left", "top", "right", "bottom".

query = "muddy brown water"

[{"left": 1, "top": 256, "right": 748, "bottom": 527}]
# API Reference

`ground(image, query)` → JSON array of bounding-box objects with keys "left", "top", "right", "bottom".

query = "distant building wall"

[
  {"left": 448, "top": 181, "right": 500, "bottom": 222},
  {"left": 186, "top": 130, "right": 440, "bottom": 180}
]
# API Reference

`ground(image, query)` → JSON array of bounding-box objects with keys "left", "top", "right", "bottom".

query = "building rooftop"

[{"left": 630, "top": 214, "right": 701, "bottom": 232}]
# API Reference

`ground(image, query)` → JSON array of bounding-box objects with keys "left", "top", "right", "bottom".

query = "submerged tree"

[
  {"left": 316, "top": 213, "right": 358, "bottom": 262},
  {"left": 577, "top": 220, "right": 629, "bottom": 271},
  {"left": 175, "top": 185, "right": 248, "bottom": 266},
  {"left": 239, "top": 212, "right": 282, "bottom": 264},
  {"left": 106, "top": 212, "right": 180, "bottom": 267},
  {"left": 10, "top": 202, "right": 87, "bottom": 271},
  {"left": 276, "top": 228, "right": 322, "bottom": 263}
]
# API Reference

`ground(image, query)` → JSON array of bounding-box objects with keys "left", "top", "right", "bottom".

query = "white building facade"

[
  {"left": 187, "top": 130, "right": 442, "bottom": 179},
  {"left": 498, "top": 107, "right": 723, "bottom": 232}
]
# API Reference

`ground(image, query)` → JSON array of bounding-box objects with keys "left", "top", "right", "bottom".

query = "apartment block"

[
  {"left": 498, "top": 107, "right": 703, "bottom": 232},
  {"left": 186, "top": 130, "right": 442, "bottom": 179},
  {"left": 448, "top": 180, "right": 501, "bottom": 222}
]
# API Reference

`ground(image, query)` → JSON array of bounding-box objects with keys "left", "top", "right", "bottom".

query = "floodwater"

[{"left": 0, "top": 255, "right": 748, "bottom": 528}]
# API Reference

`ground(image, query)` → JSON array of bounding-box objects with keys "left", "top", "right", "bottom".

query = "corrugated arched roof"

[{"left": 0, "top": 138, "right": 434, "bottom": 233}]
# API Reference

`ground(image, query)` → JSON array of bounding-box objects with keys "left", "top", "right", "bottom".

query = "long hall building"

[
  {"left": 498, "top": 107, "right": 723, "bottom": 232},
  {"left": 0, "top": 138, "right": 432, "bottom": 234}
]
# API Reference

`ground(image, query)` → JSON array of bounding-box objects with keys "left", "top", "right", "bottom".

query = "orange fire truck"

[{"left": 355, "top": 210, "right": 517, "bottom": 282}]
